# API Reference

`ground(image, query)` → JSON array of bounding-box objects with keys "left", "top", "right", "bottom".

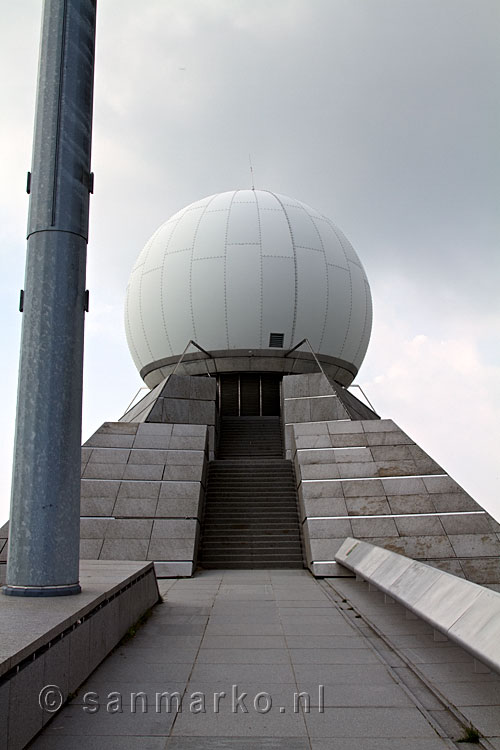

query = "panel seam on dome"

[
  {"left": 308, "top": 215, "right": 329, "bottom": 351},
  {"left": 189, "top": 193, "right": 220, "bottom": 343},
  {"left": 327, "top": 262, "right": 349, "bottom": 272},
  {"left": 137, "top": 223, "right": 168, "bottom": 365},
  {"left": 124, "top": 286, "right": 142, "bottom": 373},
  {"left": 352, "top": 278, "right": 371, "bottom": 367},
  {"left": 295, "top": 245, "right": 324, "bottom": 253},
  {"left": 223, "top": 191, "right": 238, "bottom": 349},
  {"left": 254, "top": 190, "right": 264, "bottom": 348},
  {"left": 269, "top": 192, "right": 299, "bottom": 348},
  {"left": 138, "top": 262, "right": 155, "bottom": 364},
  {"left": 159, "top": 216, "right": 184, "bottom": 360},
  {"left": 192, "top": 254, "right": 224, "bottom": 261},
  {"left": 329, "top": 222, "right": 353, "bottom": 359}
]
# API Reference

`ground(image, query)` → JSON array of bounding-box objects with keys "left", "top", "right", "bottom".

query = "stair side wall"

[
  {"left": 120, "top": 374, "right": 218, "bottom": 460},
  {"left": 78, "top": 421, "right": 209, "bottom": 577}
]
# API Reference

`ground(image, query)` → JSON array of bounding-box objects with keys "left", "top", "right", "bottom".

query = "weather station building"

[{"left": 4, "top": 188, "right": 495, "bottom": 584}]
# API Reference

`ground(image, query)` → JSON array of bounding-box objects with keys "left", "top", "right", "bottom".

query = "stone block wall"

[
  {"left": 290, "top": 418, "right": 500, "bottom": 587},
  {"left": 120, "top": 374, "right": 218, "bottom": 459},
  {"left": 80, "top": 421, "right": 209, "bottom": 576},
  {"left": 283, "top": 372, "right": 351, "bottom": 459}
]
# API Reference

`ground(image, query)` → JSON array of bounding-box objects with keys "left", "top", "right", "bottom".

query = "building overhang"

[{"left": 140, "top": 348, "right": 358, "bottom": 389}]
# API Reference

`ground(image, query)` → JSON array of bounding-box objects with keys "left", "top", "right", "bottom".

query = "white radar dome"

[{"left": 125, "top": 189, "right": 372, "bottom": 388}]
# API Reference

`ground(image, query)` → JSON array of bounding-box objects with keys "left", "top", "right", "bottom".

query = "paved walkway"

[{"left": 31, "top": 569, "right": 500, "bottom": 749}]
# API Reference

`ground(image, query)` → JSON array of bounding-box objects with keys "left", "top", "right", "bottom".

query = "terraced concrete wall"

[
  {"left": 289, "top": 418, "right": 500, "bottom": 587},
  {"left": 119, "top": 374, "right": 217, "bottom": 459},
  {"left": 79, "top": 421, "right": 209, "bottom": 577}
]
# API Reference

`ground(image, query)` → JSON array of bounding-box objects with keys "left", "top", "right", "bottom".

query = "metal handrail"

[
  {"left": 123, "top": 386, "right": 149, "bottom": 414},
  {"left": 348, "top": 384, "right": 377, "bottom": 413},
  {"left": 284, "top": 338, "right": 330, "bottom": 381},
  {"left": 171, "top": 339, "right": 217, "bottom": 377},
  {"left": 283, "top": 338, "right": 350, "bottom": 418},
  {"left": 121, "top": 340, "right": 216, "bottom": 419},
  {"left": 283, "top": 338, "right": 377, "bottom": 417}
]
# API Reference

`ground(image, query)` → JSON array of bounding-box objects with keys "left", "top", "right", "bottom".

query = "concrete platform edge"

[{"left": 0, "top": 560, "right": 160, "bottom": 750}]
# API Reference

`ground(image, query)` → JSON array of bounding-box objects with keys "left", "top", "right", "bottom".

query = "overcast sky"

[{"left": 1, "top": 0, "right": 499, "bottom": 526}]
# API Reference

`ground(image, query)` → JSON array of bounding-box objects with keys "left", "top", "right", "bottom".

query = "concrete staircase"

[{"left": 199, "top": 417, "right": 304, "bottom": 569}]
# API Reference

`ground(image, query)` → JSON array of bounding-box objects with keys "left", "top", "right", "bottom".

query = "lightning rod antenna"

[{"left": 249, "top": 154, "right": 255, "bottom": 190}]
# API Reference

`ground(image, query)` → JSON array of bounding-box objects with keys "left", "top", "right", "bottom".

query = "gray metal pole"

[{"left": 3, "top": 0, "right": 96, "bottom": 597}]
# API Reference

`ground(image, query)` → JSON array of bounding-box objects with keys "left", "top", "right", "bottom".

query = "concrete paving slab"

[
  {"left": 89, "top": 659, "right": 194, "bottom": 684},
  {"left": 304, "top": 706, "right": 439, "bottom": 738},
  {"left": 281, "top": 621, "right": 356, "bottom": 635},
  {"left": 112, "top": 646, "right": 199, "bottom": 664},
  {"left": 204, "top": 623, "right": 285, "bottom": 636},
  {"left": 171, "top": 704, "right": 308, "bottom": 737},
  {"left": 275, "top": 600, "right": 333, "bottom": 608},
  {"left": 310, "top": 740, "right": 449, "bottom": 750},
  {"left": 201, "top": 636, "right": 286, "bottom": 649},
  {"left": 166, "top": 738, "right": 310, "bottom": 749},
  {"left": 33, "top": 738, "right": 168, "bottom": 749},
  {"left": 284, "top": 635, "right": 366, "bottom": 649},
  {"left": 292, "top": 663, "right": 397, "bottom": 685},
  {"left": 129, "top": 634, "right": 203, "bottom": 651},
  {"left": 399, "top": 645, "right": 474, "bottom": 664},
  {"left": 197, "top": 649, "right": 290, "bottom": 664},
  {"left": 442, "top": 680, "right": 500, "bottom": 706},
  {"left": 40, "top": 705, "right": 176, "bottom": 736},
  {"left": 294, "top": 683, "right": 413, "bottom": 707},
  {"left": 288, "top": 647, "right": 379, "bottom": 664},
  {"left": 451, "top": 705, "right": 500, "bottom": 736}
]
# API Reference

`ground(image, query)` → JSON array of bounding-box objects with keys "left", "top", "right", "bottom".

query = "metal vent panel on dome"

[{"left": 269, "top": 332, "right": 284, "bottom": 348}]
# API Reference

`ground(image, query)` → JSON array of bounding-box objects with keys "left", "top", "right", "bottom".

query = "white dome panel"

[
  {"left": 162, "top": 250, "right": 193, "bottom": 353},
  {"left": 226, "top": 244, "right": 262, "bottom": 347},
  {"left": 335, "top": 227, "right": 361, "bottom": 266},
  {"left": 294, "top": 248, "right": 328, "bottom": 350},
  {"left": 191, "top": 257, "right": 226, "bottom": 347},
  {"left": 233, "top": 189, "right": 258, "bottom": 203},
  {"left": 192, "top": 210, "right": 228, "bottom": 259},
  {"left": 323, "top": 266, "right": 351, "bottom": 355},
  {"left": 202, "top": 191, "right": 232, "bottom": 211},
  {"left": 125, "top": 284, "right": 154, "bottom": 368},
  {"left": 142, "top": 226, "right": 172, "bottom": 273},
  {"left": 139, "top": 270, "right": 171, "bottom": 358},
  {"left": 258, "top": 206, "right": 294, "bottom": 257},
  {"left": 341, "top": 263, "right": 368, "bottom": 362},
  {"left": 312, "top": 218, "right": 349, "bottom": 270},
  {"left": 285, "top": 206, "right": 323, "bottom": 251},
  {"left": 253, "top": 190, "right": 281, "bottom": 209},
  {"left": 125, "top": 189, "right": 372, "bottom": 384},
  {"left": 168, "top": 207, "right": 205, "bottom": 252},
  {"left": 227, "top": 200, "right": 260, "bottom": 245},
  {"left": 261, "top": 256, "right": 295, "bottom": 348}
]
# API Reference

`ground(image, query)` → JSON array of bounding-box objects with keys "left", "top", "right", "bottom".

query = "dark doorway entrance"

[{"left": 219, "top": 374, "right": 281, "bottom": 417}]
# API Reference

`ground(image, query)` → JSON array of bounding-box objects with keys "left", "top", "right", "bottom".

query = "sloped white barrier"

[{"left": 335, "top": 537, "right": 500, "bottom": 675}]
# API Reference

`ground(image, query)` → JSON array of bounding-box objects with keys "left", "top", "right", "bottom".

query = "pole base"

[{"left": 2, "top": 583, "right": 81, "bottom": 597}]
